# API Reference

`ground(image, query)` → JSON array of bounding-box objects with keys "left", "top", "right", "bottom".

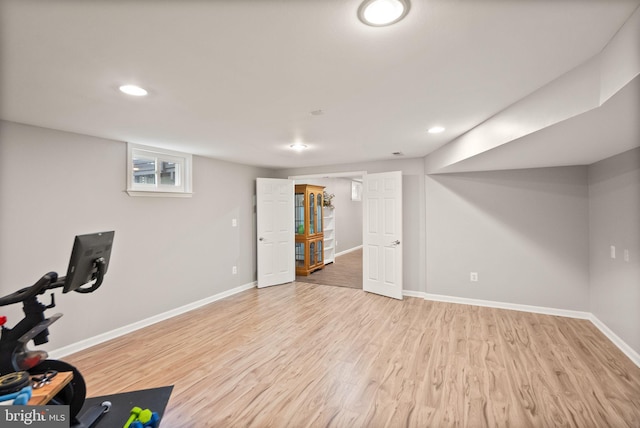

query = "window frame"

[
  {"left": 351, "top": 180, "right": 362, "bottom": 201},
  {"left": 126, "top": 143, "right": 193, "bottom": 197}
]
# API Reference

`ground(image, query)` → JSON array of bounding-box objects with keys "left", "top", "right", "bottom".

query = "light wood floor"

[
  {"left": 296, "top": 248, "right": 362, "bottom": 289},
  {"left": 65, "top": 283, "right": 640, "bottom": 427}
]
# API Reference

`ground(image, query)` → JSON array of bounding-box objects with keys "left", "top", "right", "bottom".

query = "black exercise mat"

[{"left": 80, "top": 385, "right": 173, "bottom": 427}]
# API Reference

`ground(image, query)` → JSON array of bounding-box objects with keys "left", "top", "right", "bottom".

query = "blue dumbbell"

[{"left": 0, "top": 385, "right": 33, "bottom": 405}]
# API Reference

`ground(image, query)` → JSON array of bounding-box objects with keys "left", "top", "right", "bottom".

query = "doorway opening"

[{"left": 289, "top": 172, "right": 365, "bottom": 290}]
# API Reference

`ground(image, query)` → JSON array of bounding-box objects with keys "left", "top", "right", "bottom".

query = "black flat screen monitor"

[{"left": 63, "top": 231, "right": 115, "bottom": 293}]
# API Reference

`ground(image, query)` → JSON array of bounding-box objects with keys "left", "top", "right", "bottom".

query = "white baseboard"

[
  {"left": 402, "top": 290, "right": 424, "bottom": 299},
  {"left": 589, "top": 314, "right": 640, "bottom": 367},
  {"left": 49, "top": 281, "right": 256, "bottom": 359},
  {"left": 421, "top": 292, "right": 591, "bottom": 319},
  {"left": 335, "top": 245, "right": 362, "bottom": 258},
  {"left": 401, "top": 290, "right": 639, "bottom": 368}
]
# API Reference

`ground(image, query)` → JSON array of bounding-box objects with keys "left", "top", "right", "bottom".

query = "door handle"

[
  {"left": 259, "top": 237, "right": 265, "bottom": 242},
  {"left": 386, "top": 240, "right": 401, "bottom": 247}
]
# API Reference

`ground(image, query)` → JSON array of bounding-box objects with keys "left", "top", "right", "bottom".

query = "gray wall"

[
  {"left": 588, "top": 147, "right": 640, "bottom": 352},
  {"left": 293, "top": 177, "right": 362, "bottom": 254},
  {"left": 330, "top": 178, "right": 363, "bottom": 254},
  {"left": 3, "top": 119, "right": 637, "bottom": 357},
  {"left": 277, "top": 158, "right": 426, "bottom": 292},
  {"left": 425, "top": 166, "right": 591, "bottom": 311},
  {"left": 0, "top": 121, "right": 272, "bottom": 351}
]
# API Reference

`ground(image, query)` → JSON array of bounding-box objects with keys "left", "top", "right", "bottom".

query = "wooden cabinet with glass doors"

[{"left": 294, "top": 184, "right": 325, "bottom": 276}]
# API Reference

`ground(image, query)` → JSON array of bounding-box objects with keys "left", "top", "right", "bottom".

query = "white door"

[
  {"left": 257, "top": 178, "right": 294, "bottom": 288},
  {"left": 362, "top": 171, "right": 403, "bottom": 299}
]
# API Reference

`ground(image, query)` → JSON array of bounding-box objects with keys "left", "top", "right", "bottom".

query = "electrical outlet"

[
  {"left": 470, "top": 272, "right": 478, "bottom": 282},
  {"left": 232, "top": 266, "right": 237, "bottom": 275},
  {"left": 610, "top": 245, "right": 616, "bottom": 259},
  {"left": 624, "top": 249, "right": 630, "bottom": 262},
  {"left": 232, "top": 218, "right": 237, "bottom": 227}
]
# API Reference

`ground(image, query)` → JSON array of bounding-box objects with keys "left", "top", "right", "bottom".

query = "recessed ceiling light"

[
  {"left": 290, "top": 143, "right": 308, "bottom": 151},
  {"left": 428, "top": 126, "right": 445, "bottom": 134},
  {"left": 119, "top": 84, "right": 148, "bottom": 96},
  {"left": 358, "top": 0, "right": 410, "bottom": 27}
]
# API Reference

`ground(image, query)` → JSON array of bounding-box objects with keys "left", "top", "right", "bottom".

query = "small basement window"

[{"left": 127, "top": 143, "right": 192, "bottom": 197}]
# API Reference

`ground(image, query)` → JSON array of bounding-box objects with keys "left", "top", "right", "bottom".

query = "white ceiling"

[{"left": 1, "top": 0, "right": 639, "bottom": 170}]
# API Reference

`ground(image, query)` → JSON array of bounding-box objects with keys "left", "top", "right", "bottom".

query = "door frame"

[{"left": 288, "top": 171, "right": 368, "bottom": 288}]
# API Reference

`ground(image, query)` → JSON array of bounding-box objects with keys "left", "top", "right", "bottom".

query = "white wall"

[
  {"left": 425, "top": 166, "right": 590, "bottom": 311},
  {"left": 588, "top": 147, "right": 640, "bottom": 353},
  {"left": 0, "top": 121, "right": 272, "bottom": 351},
  {"left": 277, "top": 158, "right": 426, "bottom": 292}
]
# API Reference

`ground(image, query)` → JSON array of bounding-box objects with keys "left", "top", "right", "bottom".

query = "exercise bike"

[{"left": 0, "top": 231, "right": 115, "bottom": 427}]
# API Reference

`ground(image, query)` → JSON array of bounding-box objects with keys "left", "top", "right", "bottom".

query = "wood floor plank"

[
  {"left": 63, "top": 283, "right": 640, "bottom": 427},
  {"left": 297, "top": 249, "right": 363, "bottom": 290}
]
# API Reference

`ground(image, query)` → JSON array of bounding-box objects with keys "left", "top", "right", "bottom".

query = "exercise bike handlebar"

[{"left": 0, "top": 272, "right": 61, "bottom": 307}]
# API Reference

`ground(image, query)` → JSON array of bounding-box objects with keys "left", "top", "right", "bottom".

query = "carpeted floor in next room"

[{"left": 296, "top": 248, "right": 362, "bottom": 289}]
